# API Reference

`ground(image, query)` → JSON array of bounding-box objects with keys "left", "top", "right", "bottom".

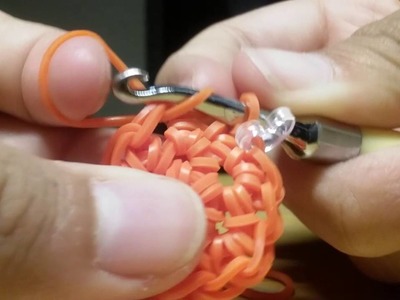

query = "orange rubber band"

[
  {"left": 40, "top": 30, "right": 294, "bottom": 299},
  {"left": 39, "top": 30, "right": 145, "bottom": 127}
]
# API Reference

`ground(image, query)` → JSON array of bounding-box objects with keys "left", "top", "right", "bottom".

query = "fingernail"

[
  {"left": 179, "top": 71, "right": 208, "bottom": 90},
  {"left": 49, "top": 36, "right": 111, "bottom": 120},
  {"left": 243, "top": 48, "right": 335, "bottom": 90},
  {"left": 93, "top": 176, "right": 206, "bottom": 277}
]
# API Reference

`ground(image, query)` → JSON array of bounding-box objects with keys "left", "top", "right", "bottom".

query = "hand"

[
  {"left": 0, "top": 11, "right": 205, "bottom": 300},
  {"left": 157, "top": 0, "right": 400, "bottom": 282}
]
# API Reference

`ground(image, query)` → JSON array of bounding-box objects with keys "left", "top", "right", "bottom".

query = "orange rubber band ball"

[{"left": 39, "top": 30, "right": 294, "bottom": 300}]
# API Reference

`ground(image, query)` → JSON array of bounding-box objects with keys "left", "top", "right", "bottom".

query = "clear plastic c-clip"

[{"left": 235, "top": 107, "right": 296, "bottom": 153}]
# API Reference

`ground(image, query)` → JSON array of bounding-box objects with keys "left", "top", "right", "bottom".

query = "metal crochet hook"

[
  {"left": 113, "top": 68, "right": 246, "bottom": 125},
  {"left": 112, "top": 68, "right": 397, "bottom": 163}
]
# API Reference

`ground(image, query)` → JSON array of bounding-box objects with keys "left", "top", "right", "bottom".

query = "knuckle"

[
  {"left": 0, "top": 146, "right": 95, "bottom": 297},
  {"left": 327, "top": 9, "right": 400, "bottom": 85},
  {"left": 0, "top": 146, "right": 56, "bottom": 274},
  {"left": 349, "top": 11, "right": 400, "bottom": 73}
]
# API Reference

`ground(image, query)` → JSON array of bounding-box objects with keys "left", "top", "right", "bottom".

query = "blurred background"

[
  {"left": 1, "top": 0, "right": 272, "bottom": 114},
  {"left": 1, "top": 0, "right": 273, "bottom": 79}
]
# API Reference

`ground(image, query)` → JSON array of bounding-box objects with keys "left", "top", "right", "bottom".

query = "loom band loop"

[
  {"left": 203, "top": 256, "right": 251, "bottom": 291},
  {"left": 209, "top": 236, "right": 225, "bottom": 270},
  {"left": 236, "top": 173, "right": 263, "bottom": 193},
  {"left": 259, "top": 183, "right": 275, "bottom": 209},
  {"left": 223, "top": 187, "right": 245, "bottom": 216},
  {"left": 102, "top": 122, "right": 141, "bottom": 164},
  {"left": 223, "top": 233, "right": 247, "bottom": 257},
  {"left": 200, "top": 183, "right": 224, "bottom": 204},
  {"left": 102, "top": 86, "right": 290, "bottom": 297},
  {"left": 146, "top": 135, "right": 163, "bottom": 171},
  {"left": 187, "top": 137, "right": 212, "bottom": 159},
  {"left": 203, "top": 121, "right": 229, "bottom": 140},
  {"left": 232, "top": 162, "right": 265, "bottom": 179},
  {"left": 128, "top": 104, "right": 166, "bottom": 148},
  {"left": 152, "top": 141, "right": 176, "bottom": 174},
  {"left": 223, "top": 147, "right": 245, "bottom": 174},
  {"left": 191, "top": 173, "right": 219, "bottom": 195},
  {"left": 190, "top": 157, "right": 221, "bottom": 173},
  {"left": 39, "top": 30, "right": 146, "bottom": 128},
  {"left": 165, "top": 159, "right": 182, "bottom": 178},
  {"left": 205, "top": 208, "right": 225, "bottom": 222},
  {"left": 217, "top": 133, "right": 237, "bottom": 149},
  {"left": 231, "top": 184, "right": 257, "bottom": 211},
  {"left": 161, "top": 88, "right": 214, "bottom": 122},
  {"left": 124, "top": 150, "right": 147, "bottom": 171},
  {"left": 243, "top": 221, "right": 267, "bottom": 276},
  {"left": 247, "top": 147, "right": 283, "bottom": 189},
  {"left": 178, "top": 160, "right": 192, "bottom": 183},
  {"left": 164, "top": 126, "right": 205, "bottom": 158},
  {"left": 167, "top": 119, "right": 207, "bottom": 131},
  {"left": 224, "top": 189, "right": 256, "bottom": 216},
  {"left": 209, "top": 141, "right": 232, "bottom": 161},
  {"left": 224, "top": 214, "right": 261, "bottom": 228},
  {"left": 232, "top": 232, "right": 255, "bottom": 254},
  {"left": 238, "top": 92, "right": 260, "bottom": 123},
  {"left": 198, "top": 252, "right": 213, "bottom": 271},
  {"left": 132, "top": 103, "right": 158, "bottom": 124},
  {"left": 163, "top": 127, "right": 188, "bottom": 155}
]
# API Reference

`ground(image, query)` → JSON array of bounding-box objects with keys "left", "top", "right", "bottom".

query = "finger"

[
  {"left": 0, "top": 113, "right": 114, "bottom": 163},
  {"left": 0, "top": 11, "right": 111, "bottom": 125},
  {"left": 0, "top": 145, "right": 206, "bottom": 300},
  {"left": 156, "top": 0, "right": 395, "bottom": 95},
  {"left": 274, "top": 147, "right": 400, "bottom": 258},
  {"left": 157, "top": 0, "right": 326, "bottom": 97},
  {"left": 233, "top": 5, "right": 400, "bottom": 127}
]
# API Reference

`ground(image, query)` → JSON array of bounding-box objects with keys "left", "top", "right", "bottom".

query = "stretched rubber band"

[
  {"left": 39, "top": 30, "right": 144, "bottom": 128},
  {"left": 40, "top": 30, "right": 294, "bottom": 300}
]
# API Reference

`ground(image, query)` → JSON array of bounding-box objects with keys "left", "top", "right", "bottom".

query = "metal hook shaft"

[
  {"left": 112, "top": 68, "right": 246, "bottom": 125},
  {"left": 112, "top": 68, "right": 364, "bottom": 163}
]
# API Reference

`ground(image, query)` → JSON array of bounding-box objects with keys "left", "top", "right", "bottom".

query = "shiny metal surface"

[
  {"left": 112, "top": 68, "right": 246, "bottom": 125},
  {"left": 282, "top": 118, "right": 362, "bottom": 162},
  {"left": 112, "top": 68, "right": 363, "bottom": 163}
]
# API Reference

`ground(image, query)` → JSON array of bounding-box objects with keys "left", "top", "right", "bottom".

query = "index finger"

[
  {"left": 156, "top": 0, "right": 395, "bottom": 97},
  {"left": 156, "top": 0, "right": 328, "bottom": 97}
]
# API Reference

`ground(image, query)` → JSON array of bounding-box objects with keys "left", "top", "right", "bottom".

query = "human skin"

[
  {"left": 157, "top": 0, "right": 400, "bottom": 282},
  {"left": 2, "top": 1, "right": 400, "bottom": 298},
  {"left": 0, "top": 11, "right": 206, "bottom": 300}
]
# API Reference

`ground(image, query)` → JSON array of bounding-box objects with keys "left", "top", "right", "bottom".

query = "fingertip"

[
  {"left": 93, "top": 175, "right": 206, "bottom": 278},
  {"left": 22, "top": 34, "right": 111, "bottom": 125},
  {"left": 156, "top": 53, "right": 237, "bottom": 98},
  {"left": 48, "top": 36, "right": 111, "bottom": 121},
  {"left": 232, "top": 50, "right": 276, "bottom": 108},
  {"left": 8, "top": 157, "right": 206, "bottom": 299}
]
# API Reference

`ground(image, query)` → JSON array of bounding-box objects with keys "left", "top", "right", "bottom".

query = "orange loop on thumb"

[{"left": 39, "top": 30, "right": 143, "bottom": 128}]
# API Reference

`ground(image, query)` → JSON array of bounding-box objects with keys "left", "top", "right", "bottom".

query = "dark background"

[
  {"left": 1, "top": 0, "right": 279, "bottom": 78},
  {"left": 146, "top": 0, "right": 277, "bottom": 77},
  {"left": 0, "top": 0, "right": 279, "bottom": 114}
]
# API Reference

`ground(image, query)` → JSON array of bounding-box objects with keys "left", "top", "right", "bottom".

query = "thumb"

[
  {"left": 0, "top": 145, "right": 205, "bottom": 300},
  {"left": 0, "top": 12, "right": 111, "bottom": 125},
  {"left": 233, "top": 9, "right": 400, "bottom": 128}
]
